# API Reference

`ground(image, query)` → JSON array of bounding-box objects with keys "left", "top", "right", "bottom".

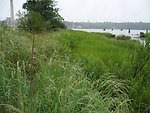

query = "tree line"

[{"left": 65, "top": 21, "right": 150, "bottom": 30}]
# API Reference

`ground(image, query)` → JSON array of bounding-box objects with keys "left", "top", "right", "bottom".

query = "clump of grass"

[
  {"left": 0, "top": 61, "right": 30, "bottom": 113},
  {"left": 0, "top": 27, "right": 31, "bottom": 67},
  {"left": 93, "top": 74, "right": 131, "bottom": 113},
  {"left": 33, "top": 54, "right": 110, "bottom": 113}
]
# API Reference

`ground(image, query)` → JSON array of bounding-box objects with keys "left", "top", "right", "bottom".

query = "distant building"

[
  {"left": 1, "top": 18, "right": 10, "bottom": 26},
  {"left": 1, "top": 17, "right": 19, "bottom": 27},
  {"left": 3, "top": 17, "right": 11, "bottom": 26},
  {"left": 76, "top": 26, "right": 83, "bottom": 29}
]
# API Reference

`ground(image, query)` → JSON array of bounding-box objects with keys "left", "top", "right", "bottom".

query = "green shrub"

[
  {"left": 145, "top": 33, "right": 150, "bottom": 46},
  {"left": 116, "top": 35, "right": 131, "bottom": 40}
]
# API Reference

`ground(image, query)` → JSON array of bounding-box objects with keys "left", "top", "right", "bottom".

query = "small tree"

[
  {"left": 18, "top": 11, "right": 46, "bottom": 32},
  {"left": 18, "top": 11, "right": 45, "bottom": 82},
  {"left": 18, "top": 11, "right": 45, "bottom": 70},
  {"left": 18, "top": 10, "right": 46, "bottom": 112}
]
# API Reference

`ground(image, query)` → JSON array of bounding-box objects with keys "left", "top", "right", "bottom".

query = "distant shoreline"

[{"left": 65, "top": 21, "right": 150, "bottom": 30}]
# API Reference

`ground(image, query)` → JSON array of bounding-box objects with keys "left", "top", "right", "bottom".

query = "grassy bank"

[
  {"left": 59, "top": 30, "right": 140, "bottom": 64},
  {"left": 0, "top": 25, "right": 150, "bottom": 113}
]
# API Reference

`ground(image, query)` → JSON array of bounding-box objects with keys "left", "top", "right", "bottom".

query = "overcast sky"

[{"left": 0, "top": 0, "right": 150, "bottom": 22}]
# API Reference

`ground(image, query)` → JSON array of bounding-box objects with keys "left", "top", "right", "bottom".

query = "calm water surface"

[
  {"left": 73, "top": 29, "right": 148, "bottom": 46},
  {"left": 73, "top": 29, "right": 147, "bottom": 38}
]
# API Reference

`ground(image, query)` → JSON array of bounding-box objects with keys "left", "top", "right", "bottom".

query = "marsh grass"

[
  {"left": 59, "top": 30, "right": 140, "bottom": 64},
  {"left": 0, "top": 25, "right": 149, "bottom": 113}
]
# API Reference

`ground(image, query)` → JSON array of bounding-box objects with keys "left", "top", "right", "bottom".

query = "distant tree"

[{"left": 18, "top": 0, "right": 65, "bottom": 31}]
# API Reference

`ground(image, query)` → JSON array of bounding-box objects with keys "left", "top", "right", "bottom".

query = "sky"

[{"left": 0, "top": 0, "right": 150, "bottom": 22}]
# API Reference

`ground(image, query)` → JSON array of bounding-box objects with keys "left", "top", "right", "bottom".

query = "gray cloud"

[
  {"left": 57, "top": 0, "right": 150, "bottom": 22},
  {"left": 0, "top": 0, "right": 150, "bottom": 22}
]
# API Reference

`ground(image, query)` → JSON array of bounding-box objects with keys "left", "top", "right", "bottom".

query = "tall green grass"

[{"left": 0, "top": 24, "right": 150, "bottom": 113}]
